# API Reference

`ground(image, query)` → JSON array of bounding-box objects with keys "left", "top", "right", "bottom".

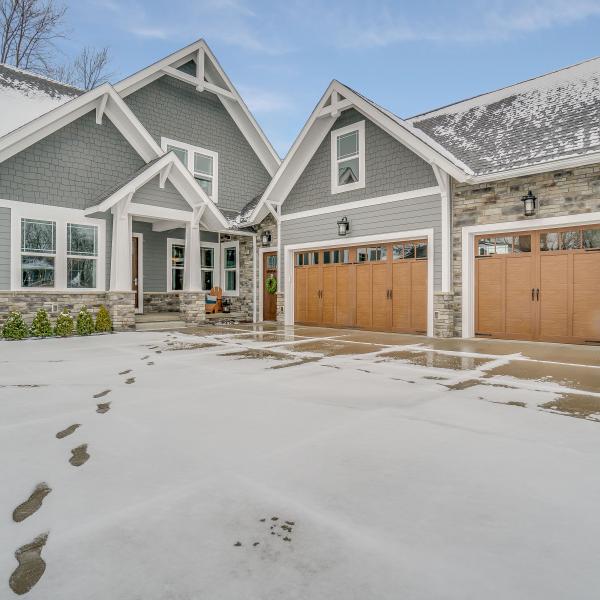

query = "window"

[
  {"left": 13, "top": 208, "right": 105, "bottom": 291},
  {"left": 21, "top": 218, "right": 56, "bottom": 288},
  {"left": 583, "top": 228, "right": 600, "bottom": 249},
  {"left": 393, "top": 241, "right": 428, "bottom": 260},
  {"left": 331, "top": 121, "right": 365, "bottom": 194},
  {"left": 67, "top": 223, "right": 98, "bottom": 288},
  {"left": 201, "top": 244, "right": 220, "bottom": 292},
  {"left": 222, "top": 241, "right": 239, "bottom": 296},
  {"left": 357, "top": 246, "right": 386, "bottom": 262},
  {"left": 167, "top": 239, "right": 185, "bottom": 292},
  {"left": 477, "top": 235, "right": 530, "bottom": 256},
  {"left": 161, "top": 137, "right": 218, "bottom": 202}
]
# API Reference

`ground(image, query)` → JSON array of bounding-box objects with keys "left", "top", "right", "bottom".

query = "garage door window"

[
  {"left": 323, "top": 249, "right": 350, "bottom": 264},
  {"left": 477, "top": 235, "right": 529, "bottom": 256},
  {"left": 357, "top": 247, "right": 386, "bottom": 262},
  {"left": 583, "top": 228, "right": 600, "bottom": 248},
  {"left": 393, "top": 241, "right": 427, "bottom": 260}
]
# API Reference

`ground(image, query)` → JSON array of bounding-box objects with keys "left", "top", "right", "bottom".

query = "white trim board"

[
  {"left": 460, "top": 212, "right": 600, "bottom": 339},
  {"left": 283, "top": 228, "right": 435, "bottom": 337},
  {"left": 132, "top": 232, "right": 143, "bottom": 314},
  {"left": 280, "top": 187, "right": 440, "bottom": 221}
]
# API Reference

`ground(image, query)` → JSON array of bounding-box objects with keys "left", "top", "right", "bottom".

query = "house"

[
  {"left": 0, "top": 40, "right": 280, "bottom": 329},
  {"left": 257, "top": 59, "right": 600, "bottom": 344},
  {"left": 0, "top": 43, "right": 598, "bottom": 344}
]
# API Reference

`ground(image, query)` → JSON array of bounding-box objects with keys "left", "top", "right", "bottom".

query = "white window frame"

[
  {"left": 331, "top": 120, "right": 365, "bottom": 195},
  {"left": 161, "top": 137, "right": 219, "bottom": 203},
  {"left": 200, "top": 241, "right": 220, "bottom": 292},
  {"left": 167, "top": 237, "right": 185, "bottom": 292},
  {"left": 5, "top": 201, "right": 106, "bottom": 292},
  {"left": 221, "top": 240, "right": 239, "bottom": 297}
]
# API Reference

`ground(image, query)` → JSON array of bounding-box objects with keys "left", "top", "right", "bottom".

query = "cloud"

[
  {"left": 128, "top": 27, "right": 171, "bottom": 40},
  {"left": 333, "top": 0, "right": 600, "bottom": 48}
]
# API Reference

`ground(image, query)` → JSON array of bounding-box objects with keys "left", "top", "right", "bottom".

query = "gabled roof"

[
  {"left": 409, "top": 57, "right": 600, "bottom": 180},
  {"left": 84, "top": 151, "right": 229, "bottom": 231},
  {"left": 251, "top": 80, "right": 467, "bottom": 223},
  {"left": 113, "top": 39, "right": 281, "bottom": 176},
  {"left": 0, "top": 63, "right": 81, "bottom": 137},
  {"left": 0, "top": 82, "right": 162, "bottom": 163}
]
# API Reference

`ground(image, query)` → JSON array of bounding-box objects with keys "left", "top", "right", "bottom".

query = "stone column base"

[
  {"left": 179, "top": 292, "right": 206, "bottom": 325},
  {"left": 433, "top": 292, "right": 455, "bottom": 338},
  {"left": 276, "top": 292, "right": 285, "bottom": 324},
  {"left": 106, "top": 291, "right": 136, "bottom": 331}
]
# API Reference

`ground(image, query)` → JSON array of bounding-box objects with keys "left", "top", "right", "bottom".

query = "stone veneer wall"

[
  {"left": 0, "top": 291, "right": 136, "bottom": 331},
  {"left": 451, "top": 164, "right": 600, "bottom": 336},
  {"left": 143, "top": 292, "right": 182, "bottom": 313}
]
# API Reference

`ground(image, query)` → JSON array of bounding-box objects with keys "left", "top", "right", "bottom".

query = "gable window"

[
  {"left": 222, "top": 240, "right": 239, "bottom": 296},
  {"left": 167, "top": 238, "right": 185, "bottom": 292},
  {"left": 161, "top": 137, "right": 218, "bottom": 203},
  {"left": 331, "top": 121, "right": 365, "bottom": 194},
  {"left": 21, "top": 218, "right": 56, "bottom": 288}
]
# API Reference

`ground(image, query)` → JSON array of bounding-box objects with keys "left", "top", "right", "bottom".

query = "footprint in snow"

[
  {"left": 141, "top": 355, "right": 149, "bottom": 360},
  {"left": 125, "top": 377, "right": 135, "bottom": 384},
  {"left": 56, "top": 424, "right": 80, "bottom": 439},
  {"left": 69, "top": 444, "right": 89, "bottom": 467},
  {"left": 119, "top": 369, "right": 132, "bottom": 375},
  {"left": 12, "top": 483, "right": 51, "bottom": 522},
  {"left": 93, "top": 389, "right": 111, "bottom": 399},
  {"left": 9, "top": 533, "right": 49, "bottom": 595},
  {"left": 147, "top": 362, "right": 154, "bottom": 366},
  {"left": 96, "top": 402, "right": 111, "bottom": 414}
]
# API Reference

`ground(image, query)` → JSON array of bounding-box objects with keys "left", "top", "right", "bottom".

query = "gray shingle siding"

[
  {"left": 0, "top": 207, "right": 10, "bottom": 289},
  {"left": 132, "top": 176, "right": 192, "bottom": 212},
  {"left": 283, "top": 109, "right": 437, "bottom": 215},
  {"left": 0, "top": 110, "right": 145, "bottom": 210},
  {"left": 124, "top": 75, "right": 271, "bottom": 213},
  {"left": 281, "top": 194, "right": 442, "bottom": 290}
]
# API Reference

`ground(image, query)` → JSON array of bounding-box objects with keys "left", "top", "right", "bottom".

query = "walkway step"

[{"left": 135, "top": 320, "right": 186, "bottom": 331}]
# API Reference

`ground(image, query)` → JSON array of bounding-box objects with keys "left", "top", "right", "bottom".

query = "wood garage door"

[
  {"left": 294, "top": 240, "right": 428, "bottom": 333},
  {"left": 475, "top": 225, "right": 600, "bottom": 344}
]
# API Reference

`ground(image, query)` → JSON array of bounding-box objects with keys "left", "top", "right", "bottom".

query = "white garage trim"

[
  {"left": 283, "top": 228, "right": 435, "bottom": 336},
  {"left": 461, "top": 212, "right": 600, "bottom": 339}
]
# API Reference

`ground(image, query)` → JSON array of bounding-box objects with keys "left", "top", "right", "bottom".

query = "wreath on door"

[{"left": 265, "top": 274, "right": 278, "bottom": 295}]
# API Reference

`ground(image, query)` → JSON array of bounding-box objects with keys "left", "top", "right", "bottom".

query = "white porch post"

[
  {"left": 110, "top": 195, "right": 132, "bottom": 290},
  {"left": 183, "top": 207, "right": 203, "bottom": 291}
]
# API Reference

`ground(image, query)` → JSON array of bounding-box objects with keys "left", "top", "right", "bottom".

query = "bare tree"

[
  {"left": 0, "top": 0, "right": 66, "bottom": 71},
  {"left": 71, "top": 46, "right": 112, "bottom": 89}
]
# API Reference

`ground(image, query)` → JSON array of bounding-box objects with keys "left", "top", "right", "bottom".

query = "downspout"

[{"left": 252, "top": 233, "right": 257, "bottom": 323}]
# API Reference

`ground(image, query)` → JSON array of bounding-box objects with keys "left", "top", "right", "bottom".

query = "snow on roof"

[
  {"left": 409, "top": 57, "right": 600, "bottom": 176},
  {"left": 0, "top": 63, "right": 81, "bottom": 138}
]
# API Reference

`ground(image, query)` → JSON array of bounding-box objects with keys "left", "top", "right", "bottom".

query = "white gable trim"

[
  {"left": 83, "top": 152, "right": 229, "bottom": 231},
  {"left": 0, "top": 84, "right": 162, "bottom": 164},
  {"left": 113, "top": 39, "right": 280, "bottom": 177},
  {"left": 251, "top": 80, "right": 471, "bottom": 225}
]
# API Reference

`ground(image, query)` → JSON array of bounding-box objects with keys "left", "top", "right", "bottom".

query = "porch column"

[
  {"left": 110, "top": 197, "right": 132, "bottom": 291},
  {"left": 183, "top": 211, "right": 202, "bottom": 291}
]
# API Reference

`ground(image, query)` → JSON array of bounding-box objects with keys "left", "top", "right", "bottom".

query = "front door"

[
  {"left": 131, "top": 236, "right": 139, "bottom": 311},
  {"left": 262, "top": 252, "right": 278, "bottom": 321}
]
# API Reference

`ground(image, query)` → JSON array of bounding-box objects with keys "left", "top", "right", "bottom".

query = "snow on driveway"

[{"left": 1, "top": 327, "right": 600, "bottom": 599}]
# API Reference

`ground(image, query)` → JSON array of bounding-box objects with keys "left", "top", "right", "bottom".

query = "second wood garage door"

[
  {"left": 294, "top": 240, "right": 428, "bottom": 333},
  {"left": 475, "top": 225, "right": 600, "bottom": 344}
]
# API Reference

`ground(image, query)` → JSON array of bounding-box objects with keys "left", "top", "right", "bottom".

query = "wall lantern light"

[
  {"left": 261, "top": 230, "right": 272, "bottom": 245},
  {"left": 521, "top": 190, "right": 537, "bottom": 217},
  {"left": 337, "top": 216, "right": 350, "bottom": 236}
]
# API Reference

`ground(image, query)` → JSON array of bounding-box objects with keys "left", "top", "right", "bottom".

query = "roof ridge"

[
  {"left": 408, "top": 55, "right": 600, "bottom": 121},
  {"left": 0, "top": 62, "right": 82, "bottom": 93}
]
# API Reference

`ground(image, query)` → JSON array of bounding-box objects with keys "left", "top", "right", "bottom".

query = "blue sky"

[{"left": 57, "top": 0, "right": 600, "bottom": 156}]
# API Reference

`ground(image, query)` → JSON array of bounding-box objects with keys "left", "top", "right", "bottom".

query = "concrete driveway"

[{"left": 1, "top": 324, "right": 599, "bottom": 599}]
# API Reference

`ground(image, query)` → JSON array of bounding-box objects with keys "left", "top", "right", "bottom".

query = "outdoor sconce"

[
  {"left": 337, "top": 216, "right": 350, "bottom": 236},
  {"left": 521, "top": 190, "right": 537, "bottom": 217},
  {"left": 261, "top": 230, "right": 272, "bottom": 245}
]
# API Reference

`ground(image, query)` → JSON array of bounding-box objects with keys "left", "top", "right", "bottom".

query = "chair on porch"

[{"left": 205, "top": 287, "right": 223, "bottom": 314}]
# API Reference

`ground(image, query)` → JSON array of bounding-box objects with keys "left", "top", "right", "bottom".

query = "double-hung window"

[
  {"left": 21, "top": 219, "right": 56, "bottom": 288},
  {"left": 222, "top": 241, "right": 239, "bottom": 296},
  {"left": 201, "top": 242, "right": 219, "bottom": 292},
  {"left": 67, "top": 223, "right": 98, "bottom": 288},
  {"left": 331, "top": 120, "right": 365, "bottom": 194},
  {"left": 168, "top": 238, "right": 185, "bottom": 292},
  {"left": 161, "top": 137, "right": 218, "bottom": 202}
]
